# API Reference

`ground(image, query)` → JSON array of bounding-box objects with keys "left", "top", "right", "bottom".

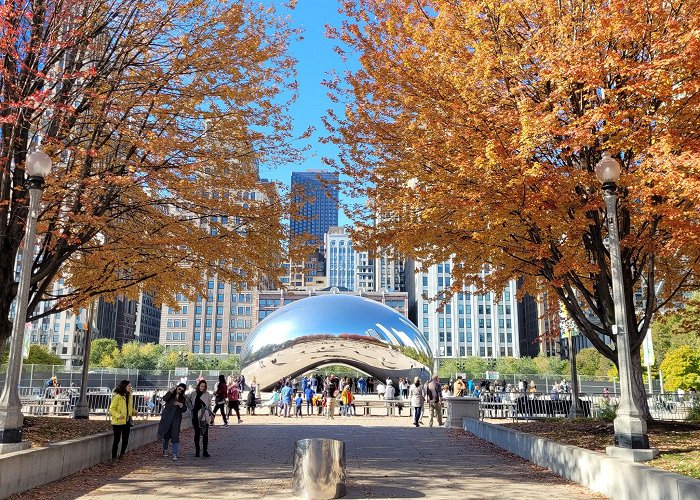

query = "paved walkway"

[{"left": 19, "top": 415, "right": 603, "bottom": 499}]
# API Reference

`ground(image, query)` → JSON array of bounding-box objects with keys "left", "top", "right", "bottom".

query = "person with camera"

[{"left": 157, "top": 383, "right": 187, "bottom": 461}]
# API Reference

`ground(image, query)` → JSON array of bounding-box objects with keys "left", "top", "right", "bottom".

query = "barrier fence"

[
  {"left": 18, "top": 386, "right": 158, "bottom": 418},
  {"left": 478, "top": 391, "right": 699, "bottom": 422}
]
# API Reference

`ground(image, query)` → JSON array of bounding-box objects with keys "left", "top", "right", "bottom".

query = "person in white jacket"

[
  {"left": 409, "top": 377, "right": 426, "bottom": 427},
  {"left": 186, "top": 380, "right": 212, "bottom": 458}
]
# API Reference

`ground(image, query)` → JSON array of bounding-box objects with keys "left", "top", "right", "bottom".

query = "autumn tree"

[
  {"left": 326, "top": 0, "right": 700, "bottom": 420},
  {"left": 658, "top": 346, "right": 700, "bottom": 392},
  {"left": 652, "top": 296, "right": 700, "bottom": 366},
  {"left": 0, "top": 0, "right": 301, "bottom": 349}
]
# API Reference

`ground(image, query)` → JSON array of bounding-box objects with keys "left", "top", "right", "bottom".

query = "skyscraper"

[{"left": 291, "top": 170, "right": 339, "bottom": 244}]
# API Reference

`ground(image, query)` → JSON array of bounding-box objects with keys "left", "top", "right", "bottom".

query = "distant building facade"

[
  {"left": 406, "top": 259, "right": 520, "bottom": 358},
  {"left": 135, "top": 291, "right": 161, "bottom": 344}
]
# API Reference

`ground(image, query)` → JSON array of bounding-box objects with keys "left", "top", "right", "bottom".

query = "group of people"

[
  {"left": 108, "top": 372, "right": 451, "bottom": 462},
  {"left": 109, "top": 375, "right": 246, "bottom": 462}
]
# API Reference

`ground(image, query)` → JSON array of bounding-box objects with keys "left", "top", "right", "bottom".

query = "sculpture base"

[
  {"left": 0, "top": 441, "right": 30, "bottom": 455},
  {"left": 606, "top": 446, "right": 659, "bottom": 463},
  {"left": 444, "top": 397, "right": 479, "bottom": 429}
]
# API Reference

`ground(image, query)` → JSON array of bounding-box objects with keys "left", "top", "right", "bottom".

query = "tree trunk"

[
  {"left": 629, "top": 343, "right": 653, "bottom": 422},
  {"left": 0, "top": 297, "right": 13, "bottom": 350}
]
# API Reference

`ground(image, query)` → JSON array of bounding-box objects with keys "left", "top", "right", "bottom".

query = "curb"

[{"left": 462, "top": 418, "right": 700, "bottom": 500}]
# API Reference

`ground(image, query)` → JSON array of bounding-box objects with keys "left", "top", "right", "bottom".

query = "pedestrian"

[
  {"left": 213, "top": 374, "right": 229, "bottom": 427},
  {"left": 281, "top": 381, "right": 294, "bottom": 417},
  {"left": 384, "top": 381, "right": 396, "bottom": 416},
  {"left": 341, "top": 385, "right": 354, "bottom": 416},
  {"left": 157, "top": 383, "right": 187, "bottom": 461},
  {"left": 409, "top": 376, "right": 425, "bottom": 427},
  {"left": 324, "top": 377, "right": 337, "bottom": 419},
  {"left": 227, "top": 380, "right": 243, "bottom": 423},
  {"left": 246, "top": 387, "right": 257, "bottom": 415},
  {"left": 186, "top": 379, "right": 212, "bottom": 458},
  {"left": 264, "top": 388, "right": 280, "bottom": 415},
  {"left": 453, "top": 376, "right": 467, "bottom": 397},
  {"left": 377, "top": 382, "right": 386, "bottom": 400},
  {"left": 295, "top": 392, "right": 303, "bottom": 417},
  {"left": 108, "top": 379, "right": 137, "bottom": 459},
  {"left": 426, "top": 375, "right": 443, "bottom": 427},
  {"left": 358, "top": 376, "right": 367, "bottom": 395},
  {"left": 304, "top": 384, "right": 315, "bottom": 416}
]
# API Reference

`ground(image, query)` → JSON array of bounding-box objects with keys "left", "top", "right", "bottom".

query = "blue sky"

[{"left": 258, "top": 0, "right": 356, "bottom": 226}]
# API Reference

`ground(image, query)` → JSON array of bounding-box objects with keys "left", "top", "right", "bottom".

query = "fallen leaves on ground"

[{"left": 23, "top": 417, "right": 113, "bottom": 447}]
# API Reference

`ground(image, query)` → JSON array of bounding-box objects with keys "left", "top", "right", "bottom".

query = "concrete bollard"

[{"left": 292, "top": 438, "right": 346, "bottom": 499}]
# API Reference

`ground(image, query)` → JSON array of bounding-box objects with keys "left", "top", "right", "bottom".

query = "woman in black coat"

[
  {"left": 157, "top": 383, "right": 187, "bottom": 461},
  {"left": 246, "top": 388, "right": 257, "bottom": 415}
]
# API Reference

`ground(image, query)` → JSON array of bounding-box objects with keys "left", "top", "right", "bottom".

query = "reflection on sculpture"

[{"left": 240, "top": 294, "right": 433, "bottom": 391}]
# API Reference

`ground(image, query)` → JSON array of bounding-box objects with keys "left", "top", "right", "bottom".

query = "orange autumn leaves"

[
  {"left": 326, "top": 0, "right": 700, "bottom": 356},
  {"left": 0, "top": 0, "right": 300, "bottom": 341}
]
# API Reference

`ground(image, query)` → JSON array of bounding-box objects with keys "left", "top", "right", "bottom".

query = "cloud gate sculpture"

[{"left": 240, "top": 294, "right": 433, "bottom": 391}]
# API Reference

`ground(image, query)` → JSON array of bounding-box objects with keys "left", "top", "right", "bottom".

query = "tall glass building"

[{"left": 291, "top": 170, "right": 339, "bottom": 244}]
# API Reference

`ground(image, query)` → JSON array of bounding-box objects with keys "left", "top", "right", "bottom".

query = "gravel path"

[{"left": 13, "top": 414, "right": 604, "bottom": 499}]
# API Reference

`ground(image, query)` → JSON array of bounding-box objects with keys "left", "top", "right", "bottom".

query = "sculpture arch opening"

[{"left": 240, "top": 294, "right": 433, "bottom": 391}]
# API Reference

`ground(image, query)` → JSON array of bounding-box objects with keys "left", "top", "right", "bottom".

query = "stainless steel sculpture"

[
  {"left": 292, "top": 438, "right": 346, "bottom": 499},
  {"left": 240, "top": 294, "right": 432, "bottom": 391}
]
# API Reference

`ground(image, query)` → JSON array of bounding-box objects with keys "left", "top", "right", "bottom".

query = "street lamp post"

[
  {"left": 73, "top": 301, "right": 95, "bottom": 419},
  {"left": 0, "top": 150, "right": 52, "bottom": 452},
  {"left": 595, "top": 152, "right": 656, "bottom": 460}
]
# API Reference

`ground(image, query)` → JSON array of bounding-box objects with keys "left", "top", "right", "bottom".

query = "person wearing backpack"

[
  {"left": 186, "top": 379, "right": 212, "bottom": 458},
  {"left": 213, "top": 375, "right": 229, "bottom": 427}
]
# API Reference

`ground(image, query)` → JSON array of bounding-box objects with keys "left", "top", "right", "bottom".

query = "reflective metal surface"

[
  {"left": 241, "top": 294, "right": 432, "bottom": 391},
  {"left": 292, "top": 438, "right": 346, "bottom": 499}
]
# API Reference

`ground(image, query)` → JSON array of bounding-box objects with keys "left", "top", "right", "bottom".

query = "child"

[{"left": 294, "top": 392, "right": 303, "bottom": 417}]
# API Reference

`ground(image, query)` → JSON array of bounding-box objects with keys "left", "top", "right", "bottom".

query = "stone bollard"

[{"left": 292, "top": 438, "right": 346, "bottom": 499}]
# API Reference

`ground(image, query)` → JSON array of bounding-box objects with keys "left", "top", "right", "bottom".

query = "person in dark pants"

[
  {"left": 186, "top": 379, "right": 212, "bottom": 458},
  {"left": 246, "top": 387, "right": 257, "bottom": 415},
  {"left": 213, "top": 375, "right": 229, "bottom": 427},
  {"left": 157, "top": 383, "right": 187, "bottom": 461},
  {"left": 108, "top": 380, "right": 136, "bottom": 459},
  {"left": 227, "top": 381, "right": 242, "bottom": 423}
]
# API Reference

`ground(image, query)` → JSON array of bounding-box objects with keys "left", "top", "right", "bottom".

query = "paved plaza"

[{"left": 16, "top": 415, "right": 602, "bottom": 499}]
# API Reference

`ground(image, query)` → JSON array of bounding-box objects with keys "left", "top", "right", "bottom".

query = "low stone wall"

[
  {"left": 0, "top": 419, "right": 181, "bottom": 499},
  {"left": 463, "top": 418, "right": 700, "bottom": 500}
]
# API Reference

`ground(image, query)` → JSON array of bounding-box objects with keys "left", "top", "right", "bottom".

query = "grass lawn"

[{"left": 502, "top": 419, "right": 700, "bottom": 479}]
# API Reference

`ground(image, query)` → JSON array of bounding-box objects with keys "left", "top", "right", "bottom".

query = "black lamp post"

[{"left": 595, "top": 152, "right": 656, "bottom": 460}]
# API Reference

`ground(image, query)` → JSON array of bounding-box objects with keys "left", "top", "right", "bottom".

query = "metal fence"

[
  {"left": 478, "top": 391, "right": 699, "bottom": 422},
  {"left": 18, "top": 386, "right": 158, "bottom": 418}
]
